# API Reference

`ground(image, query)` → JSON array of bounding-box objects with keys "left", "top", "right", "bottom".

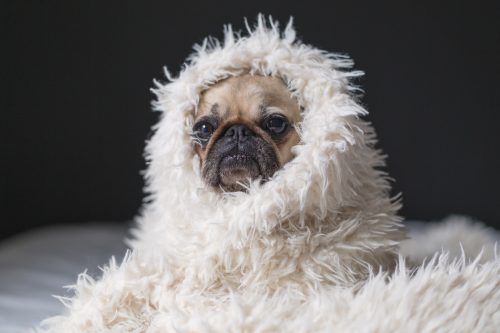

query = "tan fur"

[{"left": 194, "top": 74, "right": 301, "bottom": 168}]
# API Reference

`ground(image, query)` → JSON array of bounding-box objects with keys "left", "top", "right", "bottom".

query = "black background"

[{"left": 3, "top": 1, "right": 500, "bottom": 240}]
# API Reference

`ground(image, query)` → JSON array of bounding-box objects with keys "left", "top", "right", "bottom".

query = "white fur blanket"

[{"left": 39, "top": 16, "right": 500, "bottom": 333}]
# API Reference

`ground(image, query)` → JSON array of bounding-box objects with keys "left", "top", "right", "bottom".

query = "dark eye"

[
  {"left": 265, "top": 115, "right": 289, "bottom": 135},
  {"left": 193, "top": 121, "right": 215, "bottom": 140}
]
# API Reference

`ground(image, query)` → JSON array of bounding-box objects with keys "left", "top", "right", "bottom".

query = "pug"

[{"left": 192, "top": 74, "right": 301, "bottom": 192}]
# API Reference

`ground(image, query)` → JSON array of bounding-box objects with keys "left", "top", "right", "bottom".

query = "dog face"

[{"left": 192, "top": 74, "right": 301, "bottom": 192}]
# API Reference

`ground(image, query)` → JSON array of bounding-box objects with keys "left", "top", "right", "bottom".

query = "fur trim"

[
  {"left": 38, "top": 15, "right": 500, "bottom": 332},
  {"left": 40, "top": 253, "right": 500, "bottom": 332}
]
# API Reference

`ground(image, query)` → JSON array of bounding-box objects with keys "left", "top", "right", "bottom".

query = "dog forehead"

[
  {"left": 196, "top": 76, "right": 264, "bottom": 120},
  {"left": 196, "top": 74, "right": 300, "bottom": 122}
]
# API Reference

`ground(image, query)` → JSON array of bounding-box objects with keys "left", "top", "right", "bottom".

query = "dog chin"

[{"left": 218, "top": 154, "right": 261, "bottom": 191}]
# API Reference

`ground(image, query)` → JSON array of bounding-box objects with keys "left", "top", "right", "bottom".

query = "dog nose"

[{"left": 224, "top": 124, "right": 254, "bottom": 142}]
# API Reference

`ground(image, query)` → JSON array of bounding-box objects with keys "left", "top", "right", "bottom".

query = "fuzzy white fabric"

[{"left": 39, "top": 16, "right": 500, "bottom": 332}]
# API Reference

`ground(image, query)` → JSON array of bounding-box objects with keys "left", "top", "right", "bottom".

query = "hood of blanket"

[{"left": 130, "top": 15, "right": 404, "bottom": 291}]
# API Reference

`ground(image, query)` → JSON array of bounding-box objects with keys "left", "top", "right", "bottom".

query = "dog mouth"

[
  {"left": 218, "top": 153, "right": 261, "bottom": 189},
  {"left": 201, "top": 131, "right": 281, "bottom": 192}
]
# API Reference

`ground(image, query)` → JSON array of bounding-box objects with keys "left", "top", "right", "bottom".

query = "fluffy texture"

[{"left": 39, "top": 15, "right": 500, "bottom": 332}]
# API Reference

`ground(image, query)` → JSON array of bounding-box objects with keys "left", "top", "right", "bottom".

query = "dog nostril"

[{"left": 224, "top": 124, "right": 253, "bottom": 140}]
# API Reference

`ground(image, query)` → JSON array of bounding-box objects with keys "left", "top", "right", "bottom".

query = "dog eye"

[
  {"left": 265, "top": 115, "right": 288, "bottom": 135},
  {"left": 193, "top": 121, "right": 215, "bottom": 140}
]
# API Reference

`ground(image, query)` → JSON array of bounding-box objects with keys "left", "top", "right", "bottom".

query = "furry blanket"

[{"left": 39, "top": 16, "right": 500, "bottom": 332}]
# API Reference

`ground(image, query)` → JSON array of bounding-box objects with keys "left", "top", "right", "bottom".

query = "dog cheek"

[
  {"left": 201, "top": 151, "right": 220, "bottom": 187},
  {"left": 256, "top": 141, "right": 280, "bottom": 179}
]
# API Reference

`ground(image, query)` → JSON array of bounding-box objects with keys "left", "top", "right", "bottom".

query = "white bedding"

[
  {"left": 0, "top": 224, "right": 129, "bottom": 333},
  {"left": 0, "top": 221, "right": 497, "bottom": 332}
]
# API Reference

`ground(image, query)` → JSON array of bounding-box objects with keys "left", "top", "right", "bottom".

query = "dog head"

[{"left": 192, "top": 74, "right": 301, "bottom": 192}]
